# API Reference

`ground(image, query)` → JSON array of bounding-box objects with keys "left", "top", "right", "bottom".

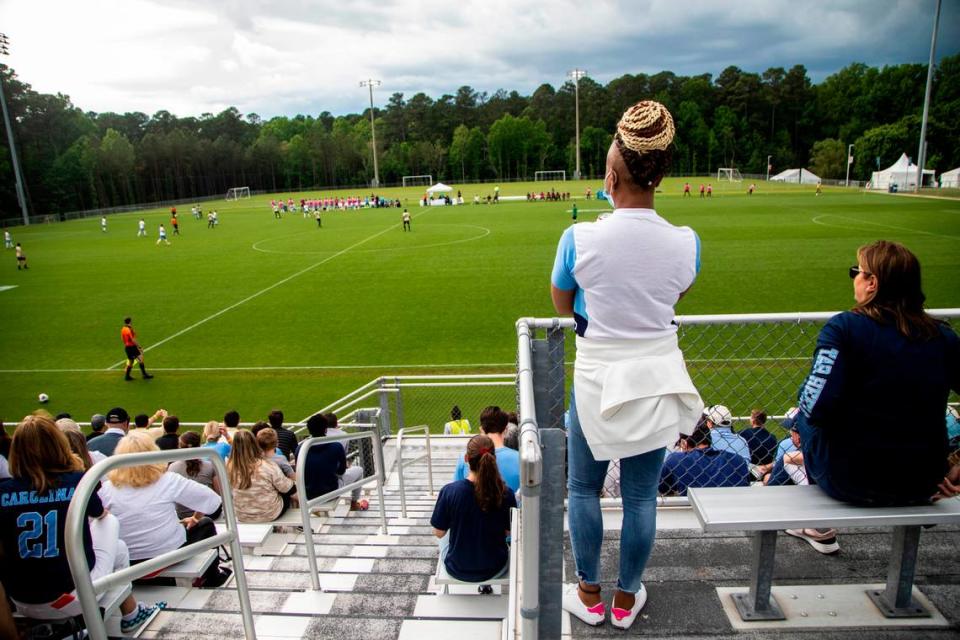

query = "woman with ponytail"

[{"left": 431, "top": 435, "right": 517, "bottom": 583}]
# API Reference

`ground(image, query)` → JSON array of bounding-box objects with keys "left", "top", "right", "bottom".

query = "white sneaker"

[
  {"left": 610, "top": 584, "right": 647, "bottom": 630},
  {"left": 785, "top": 528, "right": 840, "bottom": 555},
  {"left": 562, "top": 583, "right": 605, "bottom": 626}
]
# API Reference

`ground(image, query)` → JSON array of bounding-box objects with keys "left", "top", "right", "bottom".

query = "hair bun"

[{"left": 616, "top": 100, "right": 675, "bottom": 153}]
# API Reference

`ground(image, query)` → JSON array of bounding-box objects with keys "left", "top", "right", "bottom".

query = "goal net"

[
  {"left": 535, "top": 170, "right": 567, "bottom": 181},
  {"left": 225, "top": 187, "right": 251, "bottom": 200},
  {"left": 716, "top": 168, "right": 743, "bottom": 182},
  {"left": 402, "top": 175, "right": 433, "bottom": 188}
]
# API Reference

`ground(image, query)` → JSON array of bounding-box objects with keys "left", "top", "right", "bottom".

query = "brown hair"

[
  {"left": 750, "top": 409, "right": 767, "bottom": 426},
  {"left": 107, "top": 432, "right": 166, "bottom": 488},
  {"left": 479, "top": 406, "right": 508, "bottom": 435},
  {"left": 179, "top": 431, "right": 202, "bottom": 477},
  {"left": 9, "top": 414, "right": 83, "bottom": 493},
  {"left": 64, "top": 430, "right": 94, "bottom": 471},
  {"left": 227, "top": 430, "right": 261, "bottom": 491},
  {"left": 256, "top": 427, "right": 278, "bottom": 455},
  {"left": 854, "top": 240, "right": 941, "bottom": 340},
  {"left": 466, "top": 434, "right": 505, "bottom": 512}
]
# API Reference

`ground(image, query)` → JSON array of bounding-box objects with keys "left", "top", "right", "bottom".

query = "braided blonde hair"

[{"left": 613, "top": 100, "right": 675, "bottom": 188}]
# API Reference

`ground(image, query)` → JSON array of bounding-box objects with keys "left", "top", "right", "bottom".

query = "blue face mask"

[{"left": 604, "top": 171, "right": 616, "bottom": 208}]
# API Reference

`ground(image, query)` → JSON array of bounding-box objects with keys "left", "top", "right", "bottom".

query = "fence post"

[
  {"left": 394, "top": 376, "right": 406, "bottom": 433},
  {"left": 531, "top": 322, "right": 566, "bottom": 639},
  {"left": 378, "top": 377, "right": 393, "bottom": 436},
  {"left": 354, "top": 409, "right": 378, "bottom": 478}
]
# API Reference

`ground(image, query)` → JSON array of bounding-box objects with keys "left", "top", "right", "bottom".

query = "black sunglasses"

[{"left": 849, "top": 266, "right": 872, "bottom": 279}]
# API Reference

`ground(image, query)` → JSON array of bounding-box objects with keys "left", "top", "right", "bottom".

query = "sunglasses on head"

[{"left": 849, "top": 266, "right": 872, "bottom": 279}]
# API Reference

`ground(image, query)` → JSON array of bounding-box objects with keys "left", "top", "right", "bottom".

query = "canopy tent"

[
  {"left": 769, "top": 168, "right": 821, "bottom": 185},
  {"left": 869, "top": 153, "right": 935, "bottom": 190},
  {"left": 940, "top": 167, "right": 960, "bottom": 188},
  {"left": 426, "top": 183, "right": 453, "bottom": 194}
]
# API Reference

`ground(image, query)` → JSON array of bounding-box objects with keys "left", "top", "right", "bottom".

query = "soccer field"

[{"left": 1, "top": 178, "right": 958, "bottom": 424}]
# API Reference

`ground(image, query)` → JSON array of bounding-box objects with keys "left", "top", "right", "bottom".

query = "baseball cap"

[
  {"left": 781, "top": 407, "right": 800, "bottom": 430},
  {"left": 106, "top": 407, "right": 129, "bottom": 424},
  {"left": 704, "top": 405, "right": 732, "bottom": 427},
  {"left": 90, "top": 414, "right": 106, "bottom": 430}
]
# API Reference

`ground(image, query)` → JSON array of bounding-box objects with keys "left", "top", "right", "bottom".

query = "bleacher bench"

[
  {"left": 689, "top": 484, "right": 960, "bottom": 621},
  {"left": 435, "top": 558, "right": 510, "bottom": 595},
  {"left": 14, "top": 583, "right": 132, "bottom": 634},
  {"left": 146, "top": 548, "right": 219, "bottom": 587},
  {"left": 215, "top": 522, "right": 271, "bottom": 549},
  {"left": 270, "top": 500, "right": 340, "bottom": 531}
]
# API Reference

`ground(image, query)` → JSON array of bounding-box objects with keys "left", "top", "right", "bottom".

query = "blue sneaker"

[{"left": 121, "top": 601, "right": 165, "bottom": 634}]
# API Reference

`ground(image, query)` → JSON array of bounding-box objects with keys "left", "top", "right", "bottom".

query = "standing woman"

[
  {"left": 552, "top": 100, "right": 703, "bottom": 629},
  {"left": 795, "top": 240, "right": 960, "bottom": 508}
]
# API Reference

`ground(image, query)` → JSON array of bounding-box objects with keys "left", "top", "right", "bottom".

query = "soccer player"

[
  {"left": 706, "top": 183, "right": 713, "bottom": 197},
  {"left": 699, "top": 184, "right": 705, "bottom": 198},
  {"left": 156, "top": 224, "right": 170, "bottom": 245},
  {"left": 171, "top": 213, "right": 180, "bottom": 235},
  {"left": 683, "top": 182, "right": 691, "bottom": 197},
  {"left": 402, "top": 209, "right": 411, "bottom": 231},
  {"left": 816, "top": 182, "right": 822, "bottom": 196},
  {"left": 315, "top": 210, "right": 322, "bottom": 228},
  {"left": 748, "top": 183, "right": 755, "bottom": 195},
  {"left": 571, "top": 202, "right": 578, "bottom": 222},
  {"left": 101, "top": 216, "right": 108, "bottom": 232},
  {"left": 137, "top": 219, "right": 147, "bottom": 237},
  {"left": 121, "top": 317, "right": 153, "bottom": 381},
  {"left": 208, "top": 212, "right": 215, "bottom": 228},
  {"left": 4, "top": 229, "right": 12, "bottom": 248},
  {"left": 14, "top": 243, "right": 26, "bottom": 270}
]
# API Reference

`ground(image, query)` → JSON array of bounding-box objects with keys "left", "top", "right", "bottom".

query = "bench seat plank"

[{"left": 689, "top": 485, "right": 960, "bottom": 532}]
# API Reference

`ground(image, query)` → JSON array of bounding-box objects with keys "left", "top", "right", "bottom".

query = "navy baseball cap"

[{"left": 106, "top": 407, "right": 129, "bottom": 424}]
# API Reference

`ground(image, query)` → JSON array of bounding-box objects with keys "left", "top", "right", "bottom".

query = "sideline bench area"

[{"left": 689, "top": 485, "right": 960, "bottom": 622}]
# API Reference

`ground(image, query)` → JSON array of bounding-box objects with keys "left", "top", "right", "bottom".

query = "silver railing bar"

[{"left": 395, "top": 425, "right": 434, "bottom": 518}]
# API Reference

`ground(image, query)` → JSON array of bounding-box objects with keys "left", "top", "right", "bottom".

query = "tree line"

[{"left": 0, "top": 55, "right": 958, "bottom": 217}]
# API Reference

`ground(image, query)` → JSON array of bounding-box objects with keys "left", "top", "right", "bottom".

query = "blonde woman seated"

[
  {"left": 201, "top": 420, "right": 232, "bottom": 460},
  {"left": 98, "top": 432, "right": 231, "bottom": 588},
  {"left": 228, "top": 430, "right": 297, "bottom": 523}
]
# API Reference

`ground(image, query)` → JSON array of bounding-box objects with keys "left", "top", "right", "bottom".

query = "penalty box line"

[{"left": 105, "top": 210, "right": 433, "bottom": 370}]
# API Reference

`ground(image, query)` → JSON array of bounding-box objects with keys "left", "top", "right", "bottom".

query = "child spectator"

[
  {"left": 254, "top": 425, "right": 295, "bottom": 480},
  {"left": 297, "top": 414, "right": 367, "bottom": 510},
  {"left": 99, "top": 432, "right": 230, "bottom": 588},
  {"left": 0, "top": 415, "right": 163, "bottom": 632},
  {"left": 168, "top": 431, "right": 223, "bottom": 520},
  {"left": 431, "top": 435, "right": 516, "bottom": 583},
  {"left": 453, "top": 407, "right": 520, "bottom": 491},
  {"left": 267, "top": 409, "right": 298, "bottom": 460},
  {"left": 228, "top": 430, "right": 297, "bottom": 523}
]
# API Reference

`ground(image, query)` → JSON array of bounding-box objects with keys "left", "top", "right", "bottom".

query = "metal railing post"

[
  {"left": 395, "top": 426, "right": 434, "bottom": 518},
  {"left": 395, "top": 377, "right": 406, "bottom": 433},
  {"left": 379, "top": 377, "right": 393, "bottom": 435}
]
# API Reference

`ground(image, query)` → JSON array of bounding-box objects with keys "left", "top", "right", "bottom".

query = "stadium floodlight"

[
  {"left": 360, "top": 79, "right": 382, "bottom": 188},
  {"left": 568, "top": 69, "right": 587, "bottom": 180},
  {"left": 225, "top": 186, "right": 251, "bottom": 200},
  {"left": 534, "top": 170, "right": 566, "bottom": 182},
  {"left": 845, "top": 144, "right": 854, "bottom": 187},
  {"left": 915, "top": 0, "right": 940, "bottom": 193},
  {"left": 402, "top": 175, "right": 433, "bottom": 188},
  {"left": 0, "top": 33, "right": 29, "bottom": 226}
]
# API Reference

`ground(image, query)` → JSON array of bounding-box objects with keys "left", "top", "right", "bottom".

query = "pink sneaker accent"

[
  {"left": 610, "top": 584, "right": 647, "bottom": 630},
  {"left": 586, "top": 602, "right": 605, "bottom": 615},
  {"left": 611, "top": 606, "right": 631, "bottom": 621},
  {"left": 562, "top": 583, "right": 605, "bottom": 626}
]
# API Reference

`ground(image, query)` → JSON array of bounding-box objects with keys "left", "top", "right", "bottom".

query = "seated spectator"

[
  {"left": 0, "top": 415, "right": 163, "bottom": 632},
  {"left": 453, "top": 407, "right": 520, "bottom": 492},
  {"left": 323, "top": 412, "right": 349, "bottom": 453},
  {"left": 431, "top": 434, "right": 516, "bottom": 583},
  {"left": 155, "top": 415, "right": 180, "bottom": 451},
  {"left": 763, "top": 424, "right": 807, "bottom": 487},
  {"left": 757, "top": 408, "right": 801, "bottom": 484},
  {"left": 947, "top": 406, "right": 960, "bottom": 452},
  {"left": 63, "top": 427, "right": 101, "bottom": 470},
  {"left": 99, "top": 432, "right": 230, "bottom": 588},
  {"left": 168, "top": 431, "right": 223, "bottom": 520},
  {"left": 443, "top": 405, "right": 471, "bottom": 435},
  {"left": 88, "top": 407, "right": 131, "bottom": 456},
  {"left": 738, "top": 409, "right": 778, "bottom": 466},
  {"left": 228, "top": 430, "right": 297, "bottom": 523},
  {"left": 202, "top": 419, "right": 232, "bottom": 460},
  {"left": 254, "top": 425, "right": 295, "bottom": 480},
  {"left": 297, "top": 414, "right": 367, "bottom": 510},
  {"left": 87, "top": 413, "right": 106, "bottom": 442},
  {"left": 703, "top": 405, "right": 751, "bottom": 462},
  {"left": 134, "top": 409, "right": 167, "bottom": 431},
  {"left": 267, "top": 409, "right": 298, "bottom": 460},
  {"left": 502, "top": 411, "right": 520, "bottom": 451},
  {"left": 658, "top": 424, "right": 750, "bottom": 496}
]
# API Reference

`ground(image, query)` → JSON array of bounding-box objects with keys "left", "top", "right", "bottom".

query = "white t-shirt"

[{"left": 99, "top": 472, "right": 222, "bottom": 561}]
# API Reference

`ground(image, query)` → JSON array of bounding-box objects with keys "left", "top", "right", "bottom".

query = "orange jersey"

[
  {"left": 171, "top": 217, "right": 178, "bottom": 226},
  {"left": 121, "top": 325, "right": 136, "bottom": 347}
]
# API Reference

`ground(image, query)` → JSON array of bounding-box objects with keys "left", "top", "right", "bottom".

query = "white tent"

[
  {"left": 426, "top": 182, "right": 453, "bottom": 194},
  {"left": 940, "top": 167, "right": 960, "bottom": 188},
  {"left": 769, "top": 168, "right": 821, "bottom": 185},
  {"left": 869, "top": 153, "right": 935, "bottom": 190}
]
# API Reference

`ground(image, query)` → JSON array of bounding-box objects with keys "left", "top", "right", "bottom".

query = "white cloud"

[{"left": 0, "top": 0, "right": 956, "bottom": 118}]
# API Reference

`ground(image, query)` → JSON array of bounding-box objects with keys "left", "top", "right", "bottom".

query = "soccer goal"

[
  {"left": 716, "top": 168, "right": 743, "bottom": 182},
  {"left": 225, "top": 186, "right": 251, "bottom": 200},
  {"left": 402, "top": 175, "right": 433, "bottom": 188},
  {"left": 535, "top": 170, "right": 567, "bottom": 181}
]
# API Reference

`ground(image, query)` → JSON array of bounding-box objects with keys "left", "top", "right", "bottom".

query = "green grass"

[{"left": 1, "top": 178, "right": 958, "bottom": 425}]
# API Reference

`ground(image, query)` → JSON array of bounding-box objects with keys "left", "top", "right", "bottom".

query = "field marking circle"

[
  {"left": 251, "top": 223, "right": 491, "bottom": 256},
  {"left": 810, "top": 214, "right": 960, "bottom": 240}
]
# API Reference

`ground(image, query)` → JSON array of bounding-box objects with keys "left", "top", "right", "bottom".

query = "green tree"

[{"left": 809, "top": 138, "right": 847, "bottom": 179}]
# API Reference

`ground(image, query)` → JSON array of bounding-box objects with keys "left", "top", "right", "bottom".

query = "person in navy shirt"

[
  {"left": 659, "top": 425, "right": 749, "bottom": 495},
  {"left": 297, "top": 413, "right": 366, "bottom": 510},
  {"left": 431, "top": 435, "right": 516, "bottom": 583},
  {"left": 738, "top": 409, "right": 778, "bottom": 466},
  {"left": 452, "top": 406, "right": 520, "bottom": 492}
]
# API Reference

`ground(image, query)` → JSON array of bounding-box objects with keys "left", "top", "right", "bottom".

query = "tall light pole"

[
  {"left": 0, "top": 34, "right": 29, "bottom": 226},
  {"left": 915, "top": 0, "right": 940, "bottom": 193},
  {"left": 766, "top": 155, "right": 772, "bottom": 182},
  {"left": 568, "top": 69, "right": 587, "bottom": 180},
  {"left": 359, "top": 79, "right": 381, "bottom": 188},
  {"left": 845, "top": 144, "right": 854, "bottom": 187}
]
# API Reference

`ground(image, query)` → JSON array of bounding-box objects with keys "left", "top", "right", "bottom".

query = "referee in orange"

[{"left": 122, "top": 317, "right": 154, "bottom": 381}]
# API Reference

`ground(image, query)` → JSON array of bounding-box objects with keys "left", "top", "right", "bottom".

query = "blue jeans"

[{"left": 567, "top": 386, "right": 664, "bottom": 594}]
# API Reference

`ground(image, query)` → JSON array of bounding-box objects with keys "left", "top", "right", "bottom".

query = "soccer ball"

[{"left": 38, "top": 393, "right": 49, "bottom": 403}]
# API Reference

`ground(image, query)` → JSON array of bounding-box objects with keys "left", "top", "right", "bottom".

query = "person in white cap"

[{"left": 702, "top": 404, "right": 751, "bottom": 462}]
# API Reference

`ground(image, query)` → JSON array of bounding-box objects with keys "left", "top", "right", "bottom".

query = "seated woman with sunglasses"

[{"left": 794, "top": 240, "right": 960, "bottom": 507}]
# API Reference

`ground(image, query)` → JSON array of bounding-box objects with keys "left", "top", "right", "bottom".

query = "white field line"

[
  {"left": 105, "top": 210, "right": 432, "bottom": 370},
  {"left": 0, "top": 285, "right": 18, "bottom": 293},
  {"left": 811, "top": 213, "right": 960, "bottom": 240}
]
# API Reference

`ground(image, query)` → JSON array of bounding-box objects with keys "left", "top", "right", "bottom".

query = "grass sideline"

[{"left": 1, "top": 177, "right": 958, "bottom": 427}]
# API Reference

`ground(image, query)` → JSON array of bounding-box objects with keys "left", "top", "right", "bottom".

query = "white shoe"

[
  {"left": 562, "top": 583, "right": 605, "bottom": 626},
  {"left": 785, "top": 528, "right": 840, "bottom": 555},
  {"left": 610, "top": 584, "right": 647, "bottom": 630}
]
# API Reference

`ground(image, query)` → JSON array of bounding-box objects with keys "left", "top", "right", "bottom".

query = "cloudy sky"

[{"left": 1, "top": 0, "right": 957, "bottom": 119}]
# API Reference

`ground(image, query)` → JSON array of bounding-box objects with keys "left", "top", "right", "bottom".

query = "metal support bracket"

[
  {"left": 867, "top": 525, "right": 930, "bottom": 618},
  {"left": 732, "top": 530, "right": 785, "bottom": 621}
]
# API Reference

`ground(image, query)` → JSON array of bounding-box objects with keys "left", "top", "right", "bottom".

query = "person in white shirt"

[
  {"left": 137, "top": 219, "right": 146, "bottom": 237},
  {"left": 156, "top": 224, "right": 170, "bottom": 245},
  {"left": 552, "top": 100, "right": 702, "bottom": 631},
  {"left": 3, "top": 230, "right": 11, "bottom": 249},
  {"left": 101, "top": 216, "right": 107, "bottom": 232},
  {"left": 98, "top": 432, "right": 231, "bottom": 588}
]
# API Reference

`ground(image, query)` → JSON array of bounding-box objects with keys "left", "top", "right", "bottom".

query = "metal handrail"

[
  {"left": 395, "top": 425, "right": 434, "bottom": 518},
  {"left": 64, "top": 448, "right": 255, "bottom": 640},
  {"left": 295, "top": 431, "right": 389, "bottom": 590}
]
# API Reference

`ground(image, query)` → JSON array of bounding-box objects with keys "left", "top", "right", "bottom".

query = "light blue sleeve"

[
  {"left": 453, "top": 458, "right": 467, "bottom": 482},
  {"left": 692, "top": 229, "right": 701, "bottom": 276},
  {"left": 551, "top": 226, "right": 578, "bottom": 291}
]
